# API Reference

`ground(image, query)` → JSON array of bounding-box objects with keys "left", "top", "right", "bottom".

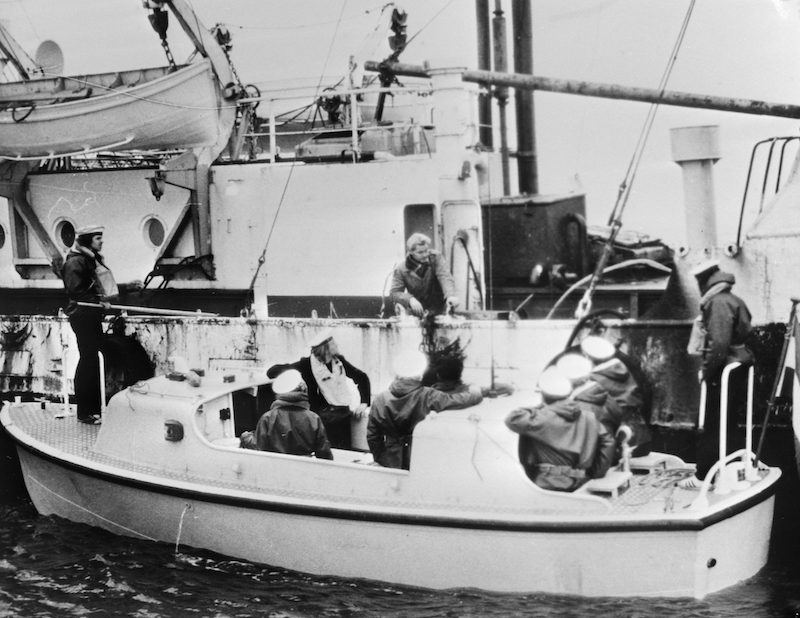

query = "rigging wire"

[
  {"left": 313, "top": 0, "right": 349, "bottom": 103},
  {"left": 405, "top": 0, "right": 458, "bottom": 47},
  {"left": 575, "top": 0, "right": 697, "bottom": 319}
]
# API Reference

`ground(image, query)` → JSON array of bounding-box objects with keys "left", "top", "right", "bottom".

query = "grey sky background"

[{"left": 4, "top": 0, "right": 800, "bottom": 247}]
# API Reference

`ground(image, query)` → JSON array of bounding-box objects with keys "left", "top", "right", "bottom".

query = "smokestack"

[{"left": 670, "top": 125, "right": 720, "bottom": 260}]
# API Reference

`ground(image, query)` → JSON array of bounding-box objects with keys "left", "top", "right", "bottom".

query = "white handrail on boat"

[
  {"left": 99, "top": 351, "right": 106, "bottom": 416},
  {"left": 692, "top": 362, "right": 756, "bottom": 504}
]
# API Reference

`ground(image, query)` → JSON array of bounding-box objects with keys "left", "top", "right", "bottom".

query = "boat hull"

[
  {"left": 15, "top": 443, "right": 775, "bottom": 598},
  {"left": 0, "top": 60, "right": 223, "bottom": 158}
]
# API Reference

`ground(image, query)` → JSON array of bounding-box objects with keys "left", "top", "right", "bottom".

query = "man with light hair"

[{"left": 389, "top": 232, "right": 459, "bottom": 316}]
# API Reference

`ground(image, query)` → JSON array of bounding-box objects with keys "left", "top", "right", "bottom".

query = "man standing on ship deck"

[{"left": 390, "top": 233, "right": 459, "bottom": 316}]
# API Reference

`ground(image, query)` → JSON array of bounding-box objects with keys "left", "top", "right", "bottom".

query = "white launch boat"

[{"left": 0, "top": 365, "right": 780, "bottom": 599}]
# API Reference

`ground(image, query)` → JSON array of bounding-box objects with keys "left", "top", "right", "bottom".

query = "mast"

[
  {"left": 475, "top": 0, "right": 493, "bottom": 148},
  {"left": 511, "top": 0, "right": 537, "bottom": 195},
  {"left": 492, "top": 1, "right": 511, "bottom": 196}
]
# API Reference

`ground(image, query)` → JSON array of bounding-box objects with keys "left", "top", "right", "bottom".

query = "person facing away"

[
  {"left": 266, "top": 330, "right": 370, "bottom": 450},
  {"left": 680, "top": 260, "right": 754, "bottom": 489},
  {"left": 250, "top": 369, "right": 333, "bottom": 459},
  {"left": 61, "top": 224, "right": 140, "bottom": 425},
  {"left": 578, "top": 337, "right": 651, "bottom": 457},
  {"left": 389, "top": 232, "right": 459, "bottom": 317},
  {"left": 505, "top": 367, "right": 615, "bottom": 492},
  {"left": 367, "top": 350, "right": 483, "bottom": 469}
]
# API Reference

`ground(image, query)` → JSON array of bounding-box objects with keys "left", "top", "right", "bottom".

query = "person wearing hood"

[
  {"left": 505, "top": 367, "right": 615, "bottom": 492},
  {"left": 389, "top": 233, "right": 459, "bottom": 316},
  {"left": 580, "top": 336, "right": 651, "bottom": 457},
  {"left": 61, "top": 225, "right": 140, "bottom": 425},
  {"left": 247, "top": 369, "right": 333, "bottom": 459},
  {"left": 367, "top": 350, "right": 483, "bottom": 469},
  {"left": 680, "top": 261, "right": 754, "bottom": 489},
  {"left": 267, "top": 330, "right": 370, "bottom": 450}
]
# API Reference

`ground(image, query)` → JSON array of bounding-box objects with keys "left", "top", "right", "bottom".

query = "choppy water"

[{"left": 2, "top": 430, "right": 800, "bottom": 617}]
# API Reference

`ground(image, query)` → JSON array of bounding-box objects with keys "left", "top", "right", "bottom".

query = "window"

[
  {"left": 143, "top": 217, "right": 165, "bottom": 248},
  {"left": 55, "top": 220, "right": 75, "bottom": 249}
]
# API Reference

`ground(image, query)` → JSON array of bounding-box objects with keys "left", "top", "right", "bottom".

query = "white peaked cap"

[
  {"left": 309, "top": 329, "right": 334, "bottom": 349},
  {"left": 392, "top": 350, "right": 428, "bottom": 378},
  {"left": 689, "top": 260, "right": 720, "bottom": 278},
  {"left": 580, "top": 336, "right": 616, "bottom": 363},
  {"left": 272, "top": 369, "right": 304, "bottom": 394},
  {"left": 537, "top": 367, "right": 572, "bottom": 399},
  {"left": 555, "top": 354, "right": 593, "bottom": 383}
]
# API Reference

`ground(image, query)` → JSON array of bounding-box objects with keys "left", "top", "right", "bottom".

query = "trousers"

[{"left": 69, "top": 314, "right": 104, "bottom": 419}]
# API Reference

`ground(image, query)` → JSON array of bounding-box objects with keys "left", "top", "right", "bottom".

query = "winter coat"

[
  {"left": 267, "top": 355, "right": 371, "bottom": 412},
  {"left": 590, "top": 358, "right": 651, "bottom": 450},
  {"left": 389, "top": 250, "right": 457, "bottom": 314},
  {"left": 254, "top": 391, "right": 333, "bottom": 459},
  {"left": 61, "top": 246, "right": 103, "bottom": 317},
  {"left": 700, "top": 271, "right": 754, "bottom": 382},
  {"left": 367, "top": 377, "right": 482, "bottom": 469},
  {"left": 505, "top": 399, "right": 615, "bottom": 491}
]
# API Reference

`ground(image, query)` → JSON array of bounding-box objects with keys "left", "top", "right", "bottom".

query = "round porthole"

[
  {"left": 55, "top": 220, "right": 75, "bottom": 249},
  {"left": 0, "top": 223, "right": 5, "bottom": 249},
  {"left": 143, "top": 217, "right": 165, "bottom": 248}
]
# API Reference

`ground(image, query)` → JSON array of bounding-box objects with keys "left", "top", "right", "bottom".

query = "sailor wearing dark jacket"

[
  {"left": 61, "top": 225, "right": 118, "bottom": 425},
  {"left": 266, "top": 330, "right": 370, "bottom": 450},
  {"left": 367, "top": 350, "right": 483, "bottom": 469},
  {"left": 389, "top": 233, "right": 459, "bottom": 316},
  {"left": 505, "top": 368, "right": 615, "bottom": 492},
  {"left": 253, "top": 369, "right": 333, "bottom": 459},
  {"left": 680, "top": 261, "right": 754, "bottom": 489}
]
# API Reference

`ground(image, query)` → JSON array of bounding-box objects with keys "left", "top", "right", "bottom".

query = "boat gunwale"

[{"left": 2, "top": 409, "right": 781, "bottom": 535}]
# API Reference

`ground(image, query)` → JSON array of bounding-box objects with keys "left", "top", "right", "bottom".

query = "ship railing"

[
  {"left": 238, "top": 84, "right": 438, "bottom": 163},
  {"left": 691, "top": 362, "right": 758, "bottom": 509}
]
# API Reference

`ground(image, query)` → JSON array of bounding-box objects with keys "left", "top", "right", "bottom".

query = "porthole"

[
  {"left": 143, "top": 217, "right": 165, "bottom": 248},
  {"left": 55, "top": 220, "right": 75, "bottom": 249},
  {"left": 0, "top": 223, "right": 5, "bottom": 249}
]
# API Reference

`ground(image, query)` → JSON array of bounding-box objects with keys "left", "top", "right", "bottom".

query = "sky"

[{"left": 2, "top": 0, "right": 800, "bottom": 247}]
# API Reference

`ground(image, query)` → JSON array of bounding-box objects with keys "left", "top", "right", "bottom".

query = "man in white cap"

[
  {"left": 679, "top": 260, "right": 754, "bottom": 489},
  {"left": 505, "top": 367, "right": 615, "bottom": 491},
  {"left": 389, "top": 233, "right": 459, "bottom": 316},
  {"left": 367, "top": 350, "right": 483, "bottom": 469},
  {"left": 61, "top": 225, "right": 140, "bottom": 424},
  {"left": 250, "top": 369, "right": 333, "bottom": 459},
  {"left": 267, "top": 329, "right": 370, "bottom": 449},
  {"left": 580, "top": 336, "right": 651, "bottom": 457}
]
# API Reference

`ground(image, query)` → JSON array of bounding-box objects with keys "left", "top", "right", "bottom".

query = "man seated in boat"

[
  {"left": 241, "top": 369, "right": 333, "bottom": 460},
  {"left": 389, "top": 233, "right": 459, "bottom": 317},
  {"left": 557, "top": 348, "right": 650, "bottom": 461},
  {"left": 367, "top": 350, "right": 483, "bottom": 469},
  {"left": 579, "top": 336, "right": 651, "bottom": 457},
  {"left": 266, "top": 330, "right": 370, "bottom": 451},
  {"left": 505, "top": 367, "right": 615, "bottom": 492}
]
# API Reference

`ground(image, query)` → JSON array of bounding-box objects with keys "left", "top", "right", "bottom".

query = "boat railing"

[{"left": 691, "top": 362, "right": 758, "bottom": 509}]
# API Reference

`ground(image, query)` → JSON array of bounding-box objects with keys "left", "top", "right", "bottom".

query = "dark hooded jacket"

[
  {"left": 590, "top": 359, "right": 651, "bottom": 450},
  {"left": 367, "top": 377, "right": 482, "bottom": 469},
  {"left": 505, "top": 398, "right": 615, "bottom": 491},
  {"left": 254, "top": 391, "right": 333, "bottom": 459},
  {"left": 700, "top": 270, "right": 753, "bottom": 382}
]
